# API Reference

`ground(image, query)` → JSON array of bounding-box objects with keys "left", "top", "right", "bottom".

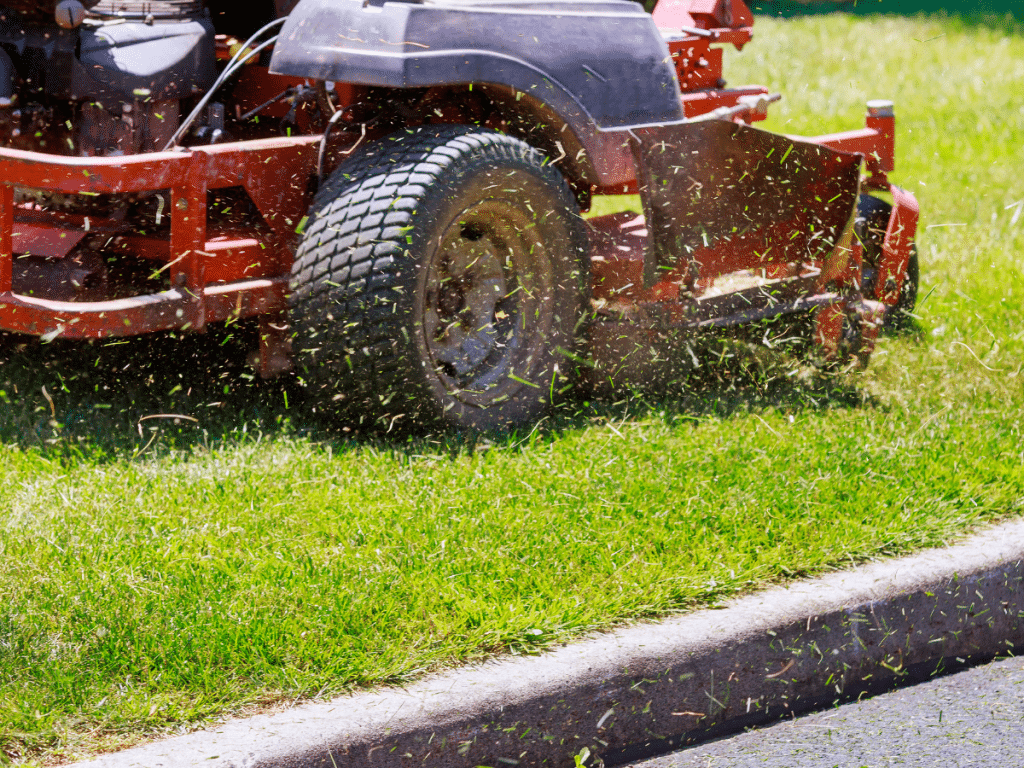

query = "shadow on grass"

[
  {"left": 0, "top": 322, "right": 879, "bottom": 463},
  {"left": 551, "top": 334, "right": 875, "bottom": 432},
  {"left": 748, "top": 1, "right": 1022, "bottom": 33},
  {"left": 0, "top": 322, "right": 307, "bottom": 460}
]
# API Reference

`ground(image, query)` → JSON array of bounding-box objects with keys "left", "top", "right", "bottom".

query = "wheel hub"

[{"left": 425, "top": 231, "right": 512, "bottom": 381}]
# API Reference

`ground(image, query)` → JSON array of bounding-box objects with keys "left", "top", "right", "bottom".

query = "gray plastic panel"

[{"left": 270, "top": 0, "right": 685, "bottom": 131}]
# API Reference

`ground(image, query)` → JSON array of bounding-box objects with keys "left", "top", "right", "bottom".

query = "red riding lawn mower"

[{"left": 0, "top": 0, "right": 918, "bottom": 430}]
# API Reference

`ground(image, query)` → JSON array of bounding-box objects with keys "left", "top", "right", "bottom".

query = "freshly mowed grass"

[{"left": 2, "top": 12, "right": 1024, "bottom": 766}]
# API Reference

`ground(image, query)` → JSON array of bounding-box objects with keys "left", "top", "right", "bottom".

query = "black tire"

[
  {"left": 855, "top": 194, "right": 919, "bottom": 333},
  {"left": 289, "top": 125, "right": 588, "bottom": 431}
]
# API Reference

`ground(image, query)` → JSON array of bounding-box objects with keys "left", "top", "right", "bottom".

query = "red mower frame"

[{"left": 0, "top": 0, "right": 919, "bottom": 414}]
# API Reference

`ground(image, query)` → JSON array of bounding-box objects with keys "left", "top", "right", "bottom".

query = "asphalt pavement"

[
  {"left": 627, "top": 653, "right": 1024, "bottom": 768},
  {"left": 72, "top": 518, "right": 1024, "bottom": 768}
]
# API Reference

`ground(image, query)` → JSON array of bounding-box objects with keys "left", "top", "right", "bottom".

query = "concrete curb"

[{"left": 74, "top": 518, "right": 1024, "bottom": 768}]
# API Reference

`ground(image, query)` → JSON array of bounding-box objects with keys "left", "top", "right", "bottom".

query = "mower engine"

[{"left": 0, "top": 0, "right": 215, "bottom": 158}]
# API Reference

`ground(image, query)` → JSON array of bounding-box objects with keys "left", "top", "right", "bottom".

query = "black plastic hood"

[{"left": 269, "top": 0, "right": 685, "bottom": 131}]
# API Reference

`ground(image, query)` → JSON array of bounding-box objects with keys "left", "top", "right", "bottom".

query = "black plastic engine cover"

[
  {"left": 75, "top": 18, "right": 216, "bottom": 101},
  {"left": 0, "top": 13, "right": 215, "bottom": 103}
]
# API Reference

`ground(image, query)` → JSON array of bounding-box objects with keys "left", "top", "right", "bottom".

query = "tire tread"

[{"left": 289, "top": 125, "right": 585, "bottom": 429}]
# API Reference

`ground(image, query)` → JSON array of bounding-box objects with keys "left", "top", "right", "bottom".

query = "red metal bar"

[
  {"left": 0, "top": 277, "right": 287, "bottom": 338},
  {"left": 169, "top": 151, "right": 209, "bottom": 331},
  {"left": 680, "top": 86, "right": 770, "bottom": 119},
  {"left": 255, "top": 311, "right": 294, "bottom": 378},
  {"left": 809, "top": 128, "right": 881, "bottom": 156},
  {"left": 801, "top": 101, "right": 896, "bottom": 179},
  {"left": 0, "top": 135, "right": 320, "bottom": 197},
  {"left": 865, "top": 101, "right": 896, "bottom": 173},
  {"left": 0, "top": 149, "right": 191, "bottom": 195},
  {"left": 0, "top": 290, "right": 193, "bottom": 338},
  {"left": 203, "top": 278, "right": 289, "bottom": 322},
  {"left": 0, "top": 183, "right": 11, "bottom": 293},
  {"left": 115, "top": 232, "right": 280, "bottom": 284},
  {"left": 877, "top": 185, "right": 919, "bottom": 306},
  {"left": 201, "top": 137, "right": 321, "bottom": 267},
  {"left": 201, "top": 134, "right": 321, "bottom": 188},
  {"left": 854, "top": 299, "right": 886, "bottom": 361},
  {"left": 0, "top": 134, "right": 320, "bottom": 340},
  {"left": 813, "top": 302, "right": 845, "bottom": 358}
]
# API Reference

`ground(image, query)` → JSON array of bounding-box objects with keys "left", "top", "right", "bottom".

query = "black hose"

[{"left": 315, "top": 108, "right": 348, "bottom": 192}]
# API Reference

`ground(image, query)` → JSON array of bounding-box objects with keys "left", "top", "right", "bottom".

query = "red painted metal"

[
  {"left": 787, "top": 103, "right": 918, "bottom": 318},
  {"left": 877, "top": 185, "right": 920, "bottom": 306},
  {"left": 680, "top": 86, "right": 771, "bottom": 120},
  {"left": 796, "top": 108, "right": 918, "bottom": 311},
  {"left": 0, "top": 134, "right": 320, "bottom": 341},
  {"left": 254, "top": 311, "right": 294, "bottom": 378},
  {"left": 866, "top": 110, "right": 897, "bottom": 174},
  {"left": 591, "top": 87, "right": 773, "bottom": 197},
  {"left": 667, "top": 38, "right": 724, "bottom": 92},
  {"left": 813, "top": 302, "right": 845, "bottom": 358},
  {"left": 806, "top": 127, "right": 893, "bottom": 181},
  {"left": 652, "top": 0, "right": 754, "bottom": 37},
  {"left": 0, "top": 100, "right": 913, "bottom": 343},
  {"left": 0, "top": 277, "right": 286, "bottom": 338},
  {"left": 854, "top": 299, "right": 886, "bottom": 360},
  {"left": 586, "top": 88, "right": 916, "bottom": 370},
  {"left": 590, "top": 211, "right": 847, "bottom": 328},
  {"left": 0, "top": 184, "right": 12, "bottom": 294},
  {"left": 12, "top": 224, "right": 86, "bottom": 260}
]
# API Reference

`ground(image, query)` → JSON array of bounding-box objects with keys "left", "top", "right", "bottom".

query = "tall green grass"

[
  {"left": 749, "top": 1, "right": 1023, "bottom": 22},
  {"left": 2, "top": 12, "right": 1023, "bottom": 765}
]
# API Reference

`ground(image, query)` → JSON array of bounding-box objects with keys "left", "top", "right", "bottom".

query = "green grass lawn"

[{"left": 2, "top": 11, "right": 1024, "bottom": 766}]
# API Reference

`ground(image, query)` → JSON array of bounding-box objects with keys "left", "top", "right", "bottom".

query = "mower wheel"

[
  {"left": 289, "top": 125, "right": 588, "bottom": 431},
  {"left": 855, "top": 194, "right": 919, "bottom": 332}
]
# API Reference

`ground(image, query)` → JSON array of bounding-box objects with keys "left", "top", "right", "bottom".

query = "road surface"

[{"left": 624, "top": 654, "right": 1024, "bottom": 767}]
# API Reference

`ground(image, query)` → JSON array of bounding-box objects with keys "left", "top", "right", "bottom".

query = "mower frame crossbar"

[{"left": 0, "top": 134, "right": 320, "bottom": 339}]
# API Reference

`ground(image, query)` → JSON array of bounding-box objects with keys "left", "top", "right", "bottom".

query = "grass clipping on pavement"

[{"left": 2, "top": 11, "right": 1024, "bottom": 766}]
